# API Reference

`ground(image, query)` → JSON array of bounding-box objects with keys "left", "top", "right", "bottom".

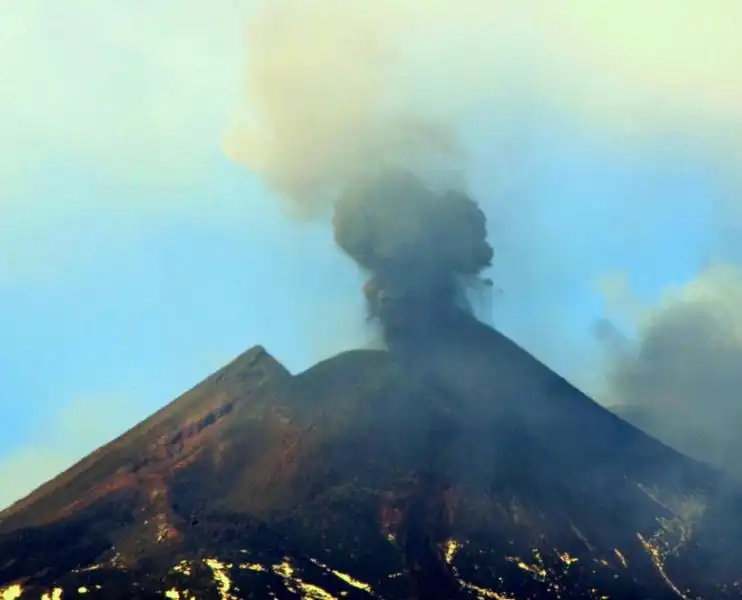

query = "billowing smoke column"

[
  {"left": 333, "top": 170, "right": 493, "bottom": 346},
  {"left": 224, "top": 0, "right": 508, "bottom": 351}
]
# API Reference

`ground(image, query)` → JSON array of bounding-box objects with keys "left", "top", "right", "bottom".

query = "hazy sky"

[{"left": 2, "top": 0, "right": 741, "bottom": 508}]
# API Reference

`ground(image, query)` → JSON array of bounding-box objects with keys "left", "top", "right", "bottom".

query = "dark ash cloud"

[{"left": 333, "top": 170, "right": 493, "bottom": 345}]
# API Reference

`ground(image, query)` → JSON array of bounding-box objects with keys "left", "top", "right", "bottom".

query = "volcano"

[{"left": 1, "top": 322, "right": 742, "bottom": 599}]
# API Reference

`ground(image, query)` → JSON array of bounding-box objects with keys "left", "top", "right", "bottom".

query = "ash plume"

[
  {"left": 225, "top": 0, "right": 742, "bottom": 394},
  {"left": 333, "top": 170, "right": 493, "bottom": 345},
  {"left": 225, "top": 0, "right": 499, "bottom": 345}
]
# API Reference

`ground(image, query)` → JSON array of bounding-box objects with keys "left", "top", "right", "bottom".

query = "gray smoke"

[
  {"left": 601, "top": 265, "right": 742, "bottom": 477},
  {"left": 333, "top": 170, "right": 493, "bottom": 344}
]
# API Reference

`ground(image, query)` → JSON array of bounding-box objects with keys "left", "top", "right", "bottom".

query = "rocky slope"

[{"left": 1, "top": 325, "right": 742, "bottom": 599}]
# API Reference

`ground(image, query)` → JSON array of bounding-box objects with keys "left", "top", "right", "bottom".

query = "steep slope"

[
  {"left": 1, "top": 326, "right": 742, "bottom": 599},
  {"left": 610, "top": 403, "right": 742, "bottom": 482}
]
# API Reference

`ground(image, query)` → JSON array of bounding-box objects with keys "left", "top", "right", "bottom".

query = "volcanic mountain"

[{"left": 2, "top": 321, "right": 742, "bottom": 599}]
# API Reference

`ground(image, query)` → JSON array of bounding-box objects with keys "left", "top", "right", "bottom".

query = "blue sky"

[{"left": 1, "top": 1, "right": 740, "bottom": 508}]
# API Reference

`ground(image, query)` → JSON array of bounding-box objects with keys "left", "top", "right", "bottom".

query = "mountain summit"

[{"left": 2, "top": 324, "right": 742, "bottom": 599}]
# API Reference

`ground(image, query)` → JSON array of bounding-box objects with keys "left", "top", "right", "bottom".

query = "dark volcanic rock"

[{"left": 2, "top": 328, "right": 742, "bottom": 599}]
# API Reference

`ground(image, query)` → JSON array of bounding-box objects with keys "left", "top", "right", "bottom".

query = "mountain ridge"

[{"left": 0, "top": 345, "right": 289, "bottom": 528}]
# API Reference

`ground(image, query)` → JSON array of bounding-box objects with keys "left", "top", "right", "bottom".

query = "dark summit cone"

[{"left": 2, "top": 328, "right": 742, "bottom": 599}]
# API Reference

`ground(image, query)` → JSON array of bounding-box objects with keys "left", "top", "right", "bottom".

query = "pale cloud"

[
  {"left": 0, "top": 394, "right": 150, "bottom": 511},
  {"left": 228, "top": 0, "right": 742, "bottom": 212},
  {"left": 3, "top": 0, "right": 741, "bottom": 218},
  {"left": 0, "top": 0, "right": 252, "bottom": 209},
  {"left": 593, "top": 272, "right": 649, "bottom": 327}
]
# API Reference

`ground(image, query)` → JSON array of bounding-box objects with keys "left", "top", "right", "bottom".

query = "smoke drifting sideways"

[
  {"left": 333, "top": 170, "right": 494, "bottom": 347},
  {"left": 598, "top": 265, "right": 742, "bottom": 479}
]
